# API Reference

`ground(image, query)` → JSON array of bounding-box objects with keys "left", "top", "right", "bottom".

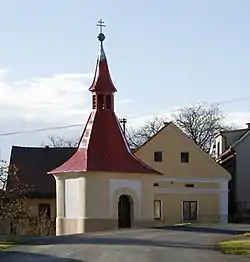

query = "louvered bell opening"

[{"left": 92, "top": 95, "right": 97, "bottom": 109}]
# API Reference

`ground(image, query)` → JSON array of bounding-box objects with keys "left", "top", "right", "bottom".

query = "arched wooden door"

[{"left": 118, "top": 195, "right": 131, "bottom": 228}]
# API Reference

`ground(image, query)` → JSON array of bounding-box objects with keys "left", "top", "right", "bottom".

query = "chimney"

[{"left": 246, "top": 123, "right": 250, "bottom": 129}]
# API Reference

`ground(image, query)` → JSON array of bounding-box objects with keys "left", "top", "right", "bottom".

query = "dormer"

[{"left": 215, "top": 134, "right": 225, "bottom": 158}]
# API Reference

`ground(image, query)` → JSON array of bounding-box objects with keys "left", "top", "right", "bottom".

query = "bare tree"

[
  {"left": 0, "top": 161, "right": 32, "bottom": 235},
  {"left": 172, "top": 102, "right": 233, "bottom": 152},
  {"left": 0, "top": 160, "right": 8, "bottom": 192},
  {"left": 126, "top": 103, "right": 233, "bottom": 152},
  {"left": 126, "top": 117, "right": 167, "bottom": 149},
  {"left": 41, "top": 135, "right": 79, "bottom": 148},
  {"left": 0, "top": 161, "right": 56, "bottom": 236}
]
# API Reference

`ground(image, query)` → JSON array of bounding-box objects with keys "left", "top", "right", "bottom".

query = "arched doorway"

[{"left": 118, "top": 195, "right": 133, "bottom": 228}]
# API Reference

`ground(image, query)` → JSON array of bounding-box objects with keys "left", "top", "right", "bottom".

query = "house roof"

[
  {"left": 49, "top": 32, "right": 161, "bottom": 176},
  {"left": 217, "top": 129, "right": 250, "bottom": 160},
  {"left": 215, "top": 128, "right": 249, "bottom": 138},
  {"left": 7, "top": 146, "right": 76, "bottom": 197},
  {"left": 230, "top": 129, "right": 250, "bottom": 148}
]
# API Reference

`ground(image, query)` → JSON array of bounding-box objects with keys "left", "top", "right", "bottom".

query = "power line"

[
  {"left": 0, "top": 124, "right": 82, "bottom": 137},
  {"left": 0, "top": 96, "right": 249, "bottom": 138},
  {"left": 217, "top": 96, "right": 250, "bottom": 105}
]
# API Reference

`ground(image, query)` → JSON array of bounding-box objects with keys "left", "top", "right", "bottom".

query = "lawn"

[
  {"left": 218, "top": 236, "right": 250, "bottom": 255},
  {"left": 0, "top": 241, "right": 13, "bottom": 250}
]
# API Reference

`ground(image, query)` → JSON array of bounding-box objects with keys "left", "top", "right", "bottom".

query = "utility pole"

[{"left": 119, "top": 118, "right": 127, "bottom": 135}]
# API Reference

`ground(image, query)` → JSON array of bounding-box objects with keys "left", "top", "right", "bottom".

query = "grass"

[
  {"left": 0, "top": 241, "right": 13, "bottom": 250},
  {"left": 239, "top": 233, "right": 250, "bottom": 237},
  {"left": 174, "top": 222, "right": 192, "bottom": 227},
  {"left": 0, "top": 235, "right": 29, "bottom": 251},
  {"left": 217, "top": 237, "right": 250, "bottom": 256}
]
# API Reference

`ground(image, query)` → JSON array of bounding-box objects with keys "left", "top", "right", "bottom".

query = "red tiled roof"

[
  {"left": 49, "top": 37, "right": 161, "bottom": 176},
  {"left": 49, "top": 110, "right": 160, "bottom": 174}
]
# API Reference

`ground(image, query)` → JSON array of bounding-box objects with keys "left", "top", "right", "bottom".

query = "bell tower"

[{"left": 90, "top": 19, "right": 116, "bottom": 111}]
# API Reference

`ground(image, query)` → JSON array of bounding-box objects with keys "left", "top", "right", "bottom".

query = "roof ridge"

[
  {"left": 221, "top": 128, "right": 249, "bottom": 134},
  {"left": 231, "top": 129, "right": 250, "bottom": 149},
  {"left": 12, "top": 146, "right": 77, "bottom": 150}
]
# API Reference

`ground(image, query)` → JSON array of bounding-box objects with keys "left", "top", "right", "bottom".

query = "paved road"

[{"left": 0, "top": 228, "right": 249, "bottom": 261}]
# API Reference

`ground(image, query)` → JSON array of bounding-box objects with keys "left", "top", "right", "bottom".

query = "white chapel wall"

[{"left": 65, "top": 178, "right": 80, "bottom": 218}]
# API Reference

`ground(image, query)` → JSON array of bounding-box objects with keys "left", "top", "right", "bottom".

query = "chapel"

[
  {"left": 48, "top": 20, "right": 162, "bottom": 235},
  {"left": 5, "top": 20, "right": 231, "bottom": 237}
]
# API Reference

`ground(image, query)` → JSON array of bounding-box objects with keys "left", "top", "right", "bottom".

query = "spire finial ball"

[{"left": 98, "top": 33, "right": 105, "bottom": 42}]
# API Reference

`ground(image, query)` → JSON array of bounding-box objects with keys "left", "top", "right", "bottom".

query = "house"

[
  {"left": 213, "top": 123, "right": 250, "bottom": 222},
  {"left": 48, "top": 22, "right": 231, "bottom": 236},
  {"left": 5, "top": 146, "right": 76, "bottom": 233},
  {"left": 134, "top": 122, "right": 231, "bottom": 225}
]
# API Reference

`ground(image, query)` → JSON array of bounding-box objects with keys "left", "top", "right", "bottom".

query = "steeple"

[
  {"left": 89, "top": 19, "right": 117, "bottom": 111},
  {"left": 48, "top": 20, "right": 160, "bottom": 175},
  {"left": 96, "top": 19, "right": 106, "bottom": 61}
]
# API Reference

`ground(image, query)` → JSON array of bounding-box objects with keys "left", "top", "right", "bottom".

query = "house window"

[
  {"left": 153, "top": 183, "right": 159, "bottom": 187},
  {"left": 97, "top": 95, "right": 104, "bottom": 109},
  {"left": 38, "top": 203, "right": 51, "bottom": 218},
  {"left": 182, "top": 201, "right": 198, "bottom": 222},
  {"left": 154, "top": 200, "right": 162, "bottom": 219},
  {"left": 154, "top": 151, "right": 163, "bottom": 162},
  {"left": 106, "top": 95, "right": 112, "bottom": 109},
  {"left": 185, "top": 184, "right": 194, "bottom": 188},
  {"left": 181, "top": 152, "right": 189, "bottom": 163}
]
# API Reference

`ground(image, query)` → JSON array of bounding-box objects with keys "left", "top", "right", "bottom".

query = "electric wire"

[{"left": 0, "top": 96, "right": 249, "bottom": 137}]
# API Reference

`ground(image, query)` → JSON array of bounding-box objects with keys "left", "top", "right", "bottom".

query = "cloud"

[
  {"left": 0, "top": 69, "right": 8, "bottom": 79},
  {"left": 226, "top": 112, "right": 250, "bottom": 128},
  {"left": 0, "top": 69, "right": 133, "bottom": 126},
  {"left": 0, "top": 70, "right": 93, "bottom": 123},
  {"left": 0, "top": 69, "right": 133, "bottom": 160},
  {"left": 0, "top": 68, "right": 249, "bottom": 161}
]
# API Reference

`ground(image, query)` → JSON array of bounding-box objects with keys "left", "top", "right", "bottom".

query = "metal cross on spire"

[
  {"left": 96, "top": 19, "right": 106, "bottom": 34},
  {"left": 96, "top": 19, "right": 106, "bottom": 42}
]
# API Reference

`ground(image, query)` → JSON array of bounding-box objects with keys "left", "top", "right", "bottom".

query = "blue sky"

[{"left": 0, "top": 0, "right": 250, "bottom": 160}]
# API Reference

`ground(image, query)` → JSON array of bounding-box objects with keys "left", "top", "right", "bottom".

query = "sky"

[{"left": 0, "top": 0, "right": 250, "bottom": 161}]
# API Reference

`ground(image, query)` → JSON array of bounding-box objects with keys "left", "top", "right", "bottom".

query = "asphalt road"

[{"left": 0, "top": 228, "right": 249, "bottom": 261}]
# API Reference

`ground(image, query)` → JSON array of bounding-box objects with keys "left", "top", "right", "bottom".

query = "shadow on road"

[
  {"left": 3, "top": 227, "right": 241, "bottom": 253},
  {"left": 155, "top": 226, "right": 247, "bottom": 235},
  {"left": 18, "top": 234, "right": 216, "bottom": 251},
  {"left": 0, "top": 251, "right": 85, "bottom": 262}
]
